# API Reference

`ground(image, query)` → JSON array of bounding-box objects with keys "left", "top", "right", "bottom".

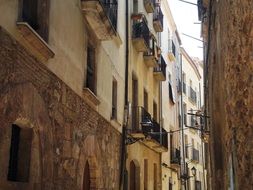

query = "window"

[
  {"left": 183, "top": 103, "right": 187, "bottom": 125},
  {"left": 130, "top": 160, "right": 140, "bottom": 190},
  {"left": 133, "top": 0, "right": 138, "bottom": 13},
  {"left": 86, "top": 44, "right": 96, "bottom": 94},
  {"left": 22, "top": 0, "right": 38, "bottom": 30},
  {"left": 153, "top": 101, "right": 158, "bottom": 122},
  {"left": 184, "top": 134, "right": 188, "bottom": 158},
  {"left": 144, "top": 159, "right": 148, "bottom": 190},
  {"left": 132, "top": 76, "right": 138, "bottom": 130},
  {"left": 144, "top": 89, "right": 148, "bottom": 111},
  {"left": 111, "top": 79, "right": 117, "bottom": 119},
  {"left": 83, "top": 161, "right": 90, "bottom": 190},
  {"left": 182, "top": 73, "right": 186, "bottom": 94},
  {"left": 8, "top": 124, "right": 32, "bottom": 182},
  {"left": 19, "top": 0, "right": 49, "bottom": 41},
  {"left": 153, "top": 163, "right": 157, "bottom": 190}
]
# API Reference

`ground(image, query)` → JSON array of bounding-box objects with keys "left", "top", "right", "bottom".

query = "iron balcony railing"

[
  {"left": 192, "top": 148, "right": 199, "bottom": 162},
  {"left": 131, "top": 106, "right": 168, "bottom": 149},
  {"left": 191, "top": 115, "right": 195, "bottom": 127},
  {"left": 132, "top": 18, "right": 150, "bottom": 48},
  {"left": 132, "top": 106, "right": 152, "bottom": 131},
  {"left": 144, "top": 37, "right": 156, "bottom": 57},
  {"left": 171, "top": 148, "right": 181, "bottom": 165},
  {"left": 152, "top": 120, "right": 168, "bottom": 149},
  {"left": 99, "top": 0, "right": 118, "bottom": 30},
  {"left": 189, "top": 87, "right": 197, "bottom": 103},
  {"left": 153, "top": 4, "right": 163, "bottom": 29},
  {"left": 154, "top": 55, "right": 166, "bottom": 77}
]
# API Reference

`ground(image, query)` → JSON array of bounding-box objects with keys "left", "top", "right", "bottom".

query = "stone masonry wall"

[
  {"left": 0, "top": 27, "right": 121, "bottom": 190},
  {"left": 207, "top": 0, "right": 253, "bottom": 189}
]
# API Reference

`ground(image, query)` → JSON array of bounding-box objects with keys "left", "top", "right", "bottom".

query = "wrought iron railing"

[
  {"left": 152, "top": 120, "right": 168, "bottom": 149},
  {"left": 132, "top": 18, "right": 150, "bottom": 48},
  {"left": 131, "top": 106, "right": 168, "bottom": 149},
  {"left": 154, "top": 55, "right": 166, "bottom": 78},
  {"left": 99, "top": 0, "right": 118, "bottom": 30},
  {"left": 171, "top": 148, "right": 181, "bottom": 165},
  {"left": 144, "top": 37, "right": 156, "bottom": 57},
  {"left": 132, "top": 106, "right": 152, "bottom": 131},
  {"left": 153, "top": 4, "right": 163, "bottom": 28}
]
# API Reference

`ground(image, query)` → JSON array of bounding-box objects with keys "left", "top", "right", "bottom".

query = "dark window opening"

[
  {"left": 133, "top": 0, "right": 138, "bottom": 13},
  {"left": 86, "top": 44, "right": 96, "bottom": 94},
  {"left": 83, "top": 161, "right": 90, "bottom": 190},
  {"left": 154, "top": 163, "right": 157, "bottom": 190},
  {"left": 144, "top": 159, "right": 148, "bottom": 190},
  {"left": 22, "top": 0, "right": 38, "bottom": 30},
  {"left": 8, "top": 124, "right": 32, "bottom": 182},
  {"left": 132, "top": 77, "right": 138, "bottom": 131},
  {"left": 130, "top": 160, "right": 140, "bottom": 190},
  {"left": 153, "top": 101, "right": 157, "bottom": 122},
  {"left": 20, "top": 0, "right": 49, "bottom": 41},
  {"left": 144, "top": 89, "right": 148, "bottom": 111},
  {"left": 112, "top": 79, "right": 117, "bottom": 119}
]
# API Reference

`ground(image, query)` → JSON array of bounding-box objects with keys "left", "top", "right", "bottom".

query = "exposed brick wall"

[
  {"left": 206, "top": 0, "right": 253, "bottom": 189},
  {"left": 0, "top": 27, "right": 121, "bottom": 190}
]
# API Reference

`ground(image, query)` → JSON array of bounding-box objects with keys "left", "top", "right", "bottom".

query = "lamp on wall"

[{"left": 191, "top": 166, "right": 196, "bottom": 177}]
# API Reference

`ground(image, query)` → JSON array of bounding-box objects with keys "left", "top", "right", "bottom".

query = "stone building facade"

[
  {"left": 199, "top": 0, "right": 253, "bottom": 189},
  {"left": 0, "top": 27, "right": 121, "bottom": 190},
  {"left": 160, "top": 1, "right": 182, "bottom": 189},
  {"left": 0, "top": 0, "right": 126, "bottom": 189}
]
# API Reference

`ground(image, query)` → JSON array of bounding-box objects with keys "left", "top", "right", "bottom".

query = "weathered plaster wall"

[
  {"left": 0, "top": 0, "right": 126, "bottom": 131},
  {"left": 0, "top": 27, "right": 121, "bottom": 190},
  {"left": 206, "top": 0, "right": 253, "bottom": 189},
  {"left": 127, "top": 143, "right": 161, "bottom": 190}
]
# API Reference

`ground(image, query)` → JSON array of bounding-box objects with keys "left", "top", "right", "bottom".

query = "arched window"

[
  {"left": 130, "top": 160, "right": 140, "bottom": 190},
  {"left": 83, "top": 161, "right": 90, "bottom": 190},
  {"left": 7, "top": 124, "right": 33, "bottom": 182}
]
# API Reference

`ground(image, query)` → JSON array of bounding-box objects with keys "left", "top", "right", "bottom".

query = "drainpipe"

[{"left": 119, "top": 0, "right": 129, "bottom": 189}]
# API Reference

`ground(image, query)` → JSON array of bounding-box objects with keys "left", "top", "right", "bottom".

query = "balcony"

[
  {"left": 81, "top": 0, "right": 118, "bottom": 40},
  {"left": 153, "top": 4, "right": 163, "bottom": 32},
  {"left": 144, "top": 0, "right": 156, "bottom": 13},
  {"left": 192, "top": 148, "right": 199, "bottom": 163},
  {"left": 132, "top": 14, "right": 150, "bottom": 52},
  {"left": 143, "top": 37, "right": 159, "bottom": 67},
  {"left": 154, "top": 55, "right": 166, "bottom": 81},
  {"left": 168, "top": 39, "right": 176, "bottom": 61},
  {"left": 130, "top": 106, "right": 168, "bottom": 152},
  {"left": 189, "top": 87, "right": 197, "bottom": 104},
  {"left": 170, "top": 148, "right": 181, "bottom": 167}
]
